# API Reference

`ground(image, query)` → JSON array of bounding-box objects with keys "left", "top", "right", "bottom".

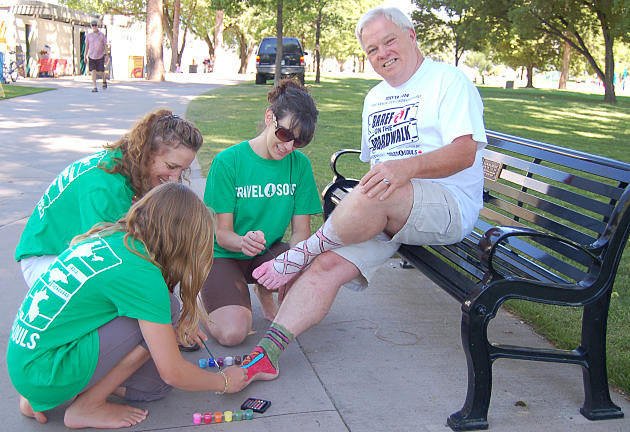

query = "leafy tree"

[
  {"left": 493, "top": 32, "right": 559, "bottom": 88},
  {"left": 62, "top": 0, "right": 144, "bottom": 15},
  {"left": 412, "top": 0, "right": 487, "bottom": 66},
  {"left": 464, "top": 50, "right": 494, "bottom": 84},
  {"left": 485, "top": 0, "right": 630, "bottom": 103},
  {"left": 223, "top": 4, "right": 274, "bottom": 73}
]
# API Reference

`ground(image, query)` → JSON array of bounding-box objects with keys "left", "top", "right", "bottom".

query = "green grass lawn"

[
  {"left": 187, "top": 76, "right": 630, "bottom": 396},
  {"left": 0, "top": 84, "right": 53, "bottom": 99}
]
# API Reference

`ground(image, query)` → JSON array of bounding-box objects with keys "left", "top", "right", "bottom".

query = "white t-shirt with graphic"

[{"left": 360, "top": 58, "right": 487, "bottom": 235}]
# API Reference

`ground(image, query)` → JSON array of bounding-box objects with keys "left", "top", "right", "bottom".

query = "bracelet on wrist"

[{"left": 215, "top": 370, "right": 229, "bottom": 395}]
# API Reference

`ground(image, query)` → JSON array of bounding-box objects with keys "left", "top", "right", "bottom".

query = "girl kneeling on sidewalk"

[{"left": 7, "top": 183, "right": 247, "bottom": 429}]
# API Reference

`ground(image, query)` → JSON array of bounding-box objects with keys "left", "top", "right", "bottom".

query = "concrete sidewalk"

[{"left": 1, "top": 75, "right": 628, "bottom": 432}]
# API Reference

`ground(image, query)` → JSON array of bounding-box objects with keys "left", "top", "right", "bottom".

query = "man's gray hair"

[{"left": 355, "top": 7, "right": 414, "bottom": 49}]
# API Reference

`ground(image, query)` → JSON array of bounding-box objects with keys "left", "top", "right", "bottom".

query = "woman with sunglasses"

[{"left": 198, "top": 79, "right": 321, "bottom": 348}]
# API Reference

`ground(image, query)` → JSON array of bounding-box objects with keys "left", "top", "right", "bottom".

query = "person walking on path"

[
  {"left": 241, "top": 6, "right": 487, "bottom": 383},
  {"left": 15, "top": 109, "right": 202, "bottom": 289},
  {"left": 8, "top": 183, "right": 248, "bottom": 429},
  {"left": 85, "top": 20, "right": 108, "bottom": 92},
  {"left": 199, "top": 79, "right": 321, "bottom": 348}
]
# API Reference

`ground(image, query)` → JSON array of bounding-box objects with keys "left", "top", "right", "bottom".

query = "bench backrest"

[{"left": 481, "top": 130, "right": 630, "bottom": 285}]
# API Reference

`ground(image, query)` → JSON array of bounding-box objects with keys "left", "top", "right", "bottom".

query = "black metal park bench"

[{"left": 321, "top": 130, "right": 630, "bottom": 431}]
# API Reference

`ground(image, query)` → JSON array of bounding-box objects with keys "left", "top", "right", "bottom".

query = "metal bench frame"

[{"left": 322, "top": 130, "right": 630, "bottom": 430}]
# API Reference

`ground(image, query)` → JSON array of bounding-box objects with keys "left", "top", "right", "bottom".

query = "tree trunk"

[
  {"left": 169, "top": 0, "right": 180, "bottom": 72},
  {"left": 234, "top": 29, "right": 253, "bottom": 74},
  {"left": 558, "top": 39, "right": 570, "bottom": 89},
  {"left": 526, "top": 64, "right": 534, "bottom": 88},
  {"left": 315, "top": 7, "right": 322, "bottom": 83},
  {"left": 146, "top": 0, "right": 165, "bottom": 81},
  {"left": 274, "top": 0, "right": 283, "bottom": 86},
  {"left": 535, "top": 5, "right": 616, "bottom": 103},
  {"left": 601, "top": 18, "right": 616, "bottom": 103},
  {"left": 212, "top": 10, "right": 224, "bottom": 66},
  {"left": 178, "top": 27, "right": 188, "bottom": 69},
  {"left": 203, "top": 34, "right": 215, "bottom": 62}
]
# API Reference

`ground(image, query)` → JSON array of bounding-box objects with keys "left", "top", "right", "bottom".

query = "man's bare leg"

[
  {"left": 254, "top": 183, "right": 413, "bottom": 289},
  {"left": 242, "top": 253, "right": 359, "bottom": 382},
  {"left": 64, "top": 344, "right": 150, "bottom": 429},
  {"left": 254, "top": 283, "right": 279, "bottom": 321},
  {"left": 274, "top": 253, "right": 358, "bottom": 335}
]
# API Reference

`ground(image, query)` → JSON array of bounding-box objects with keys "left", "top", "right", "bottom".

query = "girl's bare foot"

[
  {"left": 64, "top": 400, "right": 148, "bottom": 429},
  {"left": 253, "top": 284, "right": 278, "bottom": 321},
  {"left": 19, "top": 396, "right": 48, "bottom": 423}
]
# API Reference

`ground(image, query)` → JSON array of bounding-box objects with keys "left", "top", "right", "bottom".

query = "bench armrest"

[
  {"left": 479, "top": 226, "right": 600, "bottom": 280},
  {"left": 330, "top": 149, "right": 361, "bottom": 182}
]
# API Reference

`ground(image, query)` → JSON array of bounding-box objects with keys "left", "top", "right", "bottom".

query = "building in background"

[
  {"left": 1, "top": 0, "right": 247, "bottom": 80},
  {"left": 0, "top": 0, "right": 99, "bottom": 77}
]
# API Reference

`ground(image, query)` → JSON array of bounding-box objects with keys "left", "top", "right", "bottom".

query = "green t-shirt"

[
  {"left": 204, "top": 141, "right": 322, "bottom": 259},
  {"left": 7, "top": 231, "right": 171, "bottom": 412},
  {"left": 15, "top": 149, "right": 135, "bottom": 261}
]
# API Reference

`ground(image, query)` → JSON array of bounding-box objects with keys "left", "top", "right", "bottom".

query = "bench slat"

[
  {"left": 497, "top": 168, "right": 615, "bottom": 220},
  {"left": 479, "top": 206, "right": 527, "bottom": 227},
  {"left": 485, "top": 193, "right": 596, "bottom": 245},
  {"left": 487, "top": 131, "right": 630, "bottom": 183},
  {"left": 483, "top": 147, "right": 625, "bottom": 202},
  {"left": 487, "top": 180, "right": 607, "bottom": 234},
  {"left": 398, "top": 244, "right": 479, "bottom": 302}
]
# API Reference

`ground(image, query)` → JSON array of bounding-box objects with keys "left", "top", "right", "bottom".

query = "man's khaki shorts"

[{"left": 334, "top": 179, "right": 463, "bottom": 291}]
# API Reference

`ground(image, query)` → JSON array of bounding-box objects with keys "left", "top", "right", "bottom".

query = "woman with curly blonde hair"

[
  {"left": 8, "top": 183, "right": 248, "bottom": 429},
  {"left": 15, "top": 109, "right": 203, "bottom": 288}
]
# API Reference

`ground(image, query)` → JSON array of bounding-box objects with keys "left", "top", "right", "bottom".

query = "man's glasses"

[{"left": 273, "top": 115, "right": 309, "bottom": 148}]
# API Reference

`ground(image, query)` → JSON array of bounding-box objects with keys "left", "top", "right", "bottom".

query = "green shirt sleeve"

[{"left": 204, "top": 153, "right": 236, "bottom": 214}]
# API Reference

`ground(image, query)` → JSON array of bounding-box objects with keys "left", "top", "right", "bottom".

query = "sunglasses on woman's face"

[{"left": 273, "top": 116, "right": 309, "bottom": 148}]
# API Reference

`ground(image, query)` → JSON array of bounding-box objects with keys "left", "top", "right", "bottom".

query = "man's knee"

[{"left": 309, "top": 252, "right": 358, "bottom": 284}]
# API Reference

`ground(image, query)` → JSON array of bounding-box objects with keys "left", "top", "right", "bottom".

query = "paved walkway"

[{"left": 1, "top": 74, "right": 628, "bottom": 432}]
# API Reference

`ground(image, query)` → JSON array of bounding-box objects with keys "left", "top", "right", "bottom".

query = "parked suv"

[{"left": 255, "top": 37, "right": 306, "bottom": 84}]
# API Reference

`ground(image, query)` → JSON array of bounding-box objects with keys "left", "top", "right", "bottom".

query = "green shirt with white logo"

[
  {"left": 205, "top": 141, "right": 322, "bottom": 259},
  {"left": 15, "top": 149, "right": 135, "bottom": 261},
  {"left": 7, "top": 231, "right": 171, "bottom": 412}
]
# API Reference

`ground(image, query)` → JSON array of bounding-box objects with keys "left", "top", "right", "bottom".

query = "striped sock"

[{"left": 258, "top": 323, "right": 294, "bottom": 369}]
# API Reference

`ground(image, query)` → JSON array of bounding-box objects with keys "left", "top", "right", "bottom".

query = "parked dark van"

[{"left": 255, "top": 37, "right": 306, "bottom": 84}]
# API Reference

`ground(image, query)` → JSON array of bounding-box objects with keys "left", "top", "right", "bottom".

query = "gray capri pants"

[
  {"left": 335, "top": 179, "right": 464, "bottom": 291},
  {"left": 83, "top": 293, "right": 180, "bottom": 401}
]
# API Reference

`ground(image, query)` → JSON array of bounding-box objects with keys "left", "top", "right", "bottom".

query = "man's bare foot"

[
  {"left": 253, "top": 259, "right": 301, "bottom": 290},
  {"left": 20, "top": 396, "right": 47, "bottom": 423},
  {"left": 253, "top": 284, "right": 278, "bottom": 321},
  {"left": 64, "top": 400, "right": 148, "bottom": 429}
]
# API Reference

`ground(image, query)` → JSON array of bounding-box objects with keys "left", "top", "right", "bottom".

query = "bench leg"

[
  {"left": 447, "top": 305, "right": 491, "bottom": 431},
  {"left": 580, "top": 292, "right": 624, "bottom": 420}
]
